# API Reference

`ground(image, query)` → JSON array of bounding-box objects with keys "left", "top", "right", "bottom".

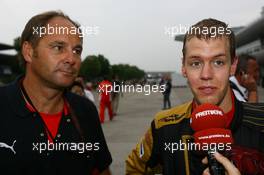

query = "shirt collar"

[{"left": 6, "top": 75, "right": 71, "bottom": 118}]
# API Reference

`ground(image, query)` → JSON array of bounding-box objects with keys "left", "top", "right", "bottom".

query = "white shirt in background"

[{"left": 229, "top": 76, "right": 248, "bottom": 102}]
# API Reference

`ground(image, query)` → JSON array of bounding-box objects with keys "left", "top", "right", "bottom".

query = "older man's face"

[{"left": 26, "top": 16, "right": 83, "bottom": 89}]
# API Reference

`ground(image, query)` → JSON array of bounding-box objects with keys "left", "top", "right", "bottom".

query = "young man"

[
  {"left": 126, "top": 19, "right": 264, "bottom": 175},
  {"left": 229, "top": 54, "right": 260, "bottom": 102},
  {"left": 0, "top": 11, "right": 112, "bottom": 175}
]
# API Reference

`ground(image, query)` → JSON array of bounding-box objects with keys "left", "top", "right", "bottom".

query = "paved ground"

[{"left": 94, "top": 86, "right": 264, "bottom": 174}]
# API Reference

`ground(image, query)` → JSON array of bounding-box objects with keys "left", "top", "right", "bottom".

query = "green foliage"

[
  {"left": 80, "top": 54, "right": 114, "bottom": 81},
  {"left": 79, "top": 55, "right": 101, "bottom": 80},
  {"left": 98, "top": 54, "right": 111, "bottom": 77},
  {"left": 112, "top": 64, "right": 145, "bottom": 81},
  {"left": 13, "top": 37, "right": 21, "bottom": 52}
]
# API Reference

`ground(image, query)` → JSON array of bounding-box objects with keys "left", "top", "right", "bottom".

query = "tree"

[
  {"left": 13, "top": 37, "right": 21, "bottom": 52},
  {"left": 98, "top": 54, "right": 111, "bottom": 77},
  {"left": 80, "top": 55, "right": 145, "bottom": 82},
  {"left": 79, "top": 55, "right": 101, "bottom": 80},
  {"left": 112, "top": 64, "right": 145, "bottom": 81}
]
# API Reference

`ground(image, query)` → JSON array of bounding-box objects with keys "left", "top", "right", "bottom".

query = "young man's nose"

[{"left": 200, "top": 63, "right": 213, "bottom": 80}]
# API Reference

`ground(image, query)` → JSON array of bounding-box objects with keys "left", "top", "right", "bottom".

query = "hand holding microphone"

[
  {"left": 190, "top": 103, "right": 235, "bottom": 175},
  {"left": 202, "top": 152, "right": 241, "bottom": 175}
]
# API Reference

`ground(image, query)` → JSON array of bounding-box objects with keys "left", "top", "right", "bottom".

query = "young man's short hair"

[{"left": 182, "top": 18, "right": 236, "bottom": 63}]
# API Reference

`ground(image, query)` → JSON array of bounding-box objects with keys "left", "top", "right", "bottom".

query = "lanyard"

[{"left": 20, "top": 83, "right": 64, "bottom": 143}]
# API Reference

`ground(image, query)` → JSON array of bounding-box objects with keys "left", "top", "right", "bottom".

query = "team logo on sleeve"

[{"left": 139, "top": 142, "right": 144, "bottom": 158}]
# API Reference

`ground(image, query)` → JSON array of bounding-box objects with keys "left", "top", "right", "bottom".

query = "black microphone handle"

[{"left": 207, "top": 148, "right": 225, "bottom": 175}]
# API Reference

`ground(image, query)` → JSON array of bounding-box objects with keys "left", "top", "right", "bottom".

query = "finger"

[
  {"left": 202, "top": 157, "right": 208, "bottom": 164},
  {"left": 213, "top": 152, "right": 241, "bottom": 175},
  {"left": 202, "top": 167, "right": 210, "bottom": 175}
]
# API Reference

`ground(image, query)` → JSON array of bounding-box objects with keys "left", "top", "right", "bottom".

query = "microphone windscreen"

[
  {"left": 193, "top": 128, "right": 234, "bottom": 145},
  {"left": 190, "top": 103, "right": 227, "bottom": 131}
]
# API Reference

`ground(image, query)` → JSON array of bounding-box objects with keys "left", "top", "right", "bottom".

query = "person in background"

[
  {"left": 260, "top": 65, "right": 264, "bottom": 88},
  {"left": 229, "top": 54, "right": 260, "bottom": 102},
  {"left": 70, "top": 81, "right": 85, "bottom": 97},
  {"left": 85, "top": 81, "right": 95, "bottom": 103},
  {"left": 98, "top": 76, "right": 113, "bottom": 123},
  {"left": 162, "top": 75, "right": 172, "bottom": 109},
  {"left": 111, "top": 75, "right": 121, "bottom": 116},
  {"left": 76, "top": 76, "right": 95, "bottom": 102}
]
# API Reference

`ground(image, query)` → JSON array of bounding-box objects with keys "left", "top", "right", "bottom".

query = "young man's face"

[
  {"left": 26, "top": 16, "right": 83, "bottom": 88},
  {"left": 182, "top": 37, "right": 237, "bottom": 107}
]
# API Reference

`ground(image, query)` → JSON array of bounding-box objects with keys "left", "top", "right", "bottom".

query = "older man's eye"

[
  {"left": 73, "top": 48, "right": 82, "bottom": 55},
  {"left": 190, "top": 61, "right": 202, "bottom": 67}
]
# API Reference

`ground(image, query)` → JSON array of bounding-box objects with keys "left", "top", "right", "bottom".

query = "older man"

[{"left": 0, "top": 11, "right": 112, "bottom": 175}]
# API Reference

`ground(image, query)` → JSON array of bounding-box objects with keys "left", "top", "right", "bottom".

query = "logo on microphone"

[{"left": 195, "top": 110, "right": 223, "bottom": 119}]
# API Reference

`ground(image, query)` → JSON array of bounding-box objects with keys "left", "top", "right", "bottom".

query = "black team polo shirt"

[{"left": 0, "top": 76, "right": 112, "bottom": 175}]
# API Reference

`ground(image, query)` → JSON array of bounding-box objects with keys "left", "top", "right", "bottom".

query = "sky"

[{"left": 1, "top": 0, "right": 263, "bottom": 72}]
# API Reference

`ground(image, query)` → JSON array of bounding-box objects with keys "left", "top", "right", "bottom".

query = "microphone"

[{"left": 190, "top": 103, "right": 234, "bottom": 175}]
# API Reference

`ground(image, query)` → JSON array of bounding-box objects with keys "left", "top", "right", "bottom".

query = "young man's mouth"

[{"left": 198, "top": 86, "right": 217, "bottom": 95}]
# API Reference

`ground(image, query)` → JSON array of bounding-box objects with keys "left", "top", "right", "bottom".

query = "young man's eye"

[
  {"left": 53, "top": 45, "right": 63, "bottom": 51},
  {"left": 213, "top": 60, "right": 224, "bottom": 66}
]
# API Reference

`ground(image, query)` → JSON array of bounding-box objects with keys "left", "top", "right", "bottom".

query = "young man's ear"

[
  {"left": 230, "top": 56, "right": 238, "bottom": 76},
  {"left": 181, "top": 57, "right": 187, "bottom": 78},
  {"left": 22, "top": 41, "right": 34, "bottom": 63}
]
